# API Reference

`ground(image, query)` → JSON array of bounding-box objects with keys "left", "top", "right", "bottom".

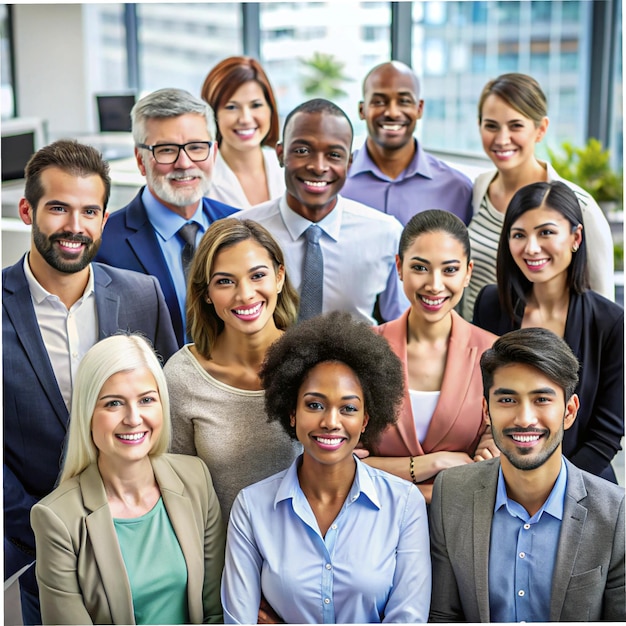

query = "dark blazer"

[
  {"left": 429, "top": 457, "right": 625, "bottom": 622},
  {"left": 3, "top": 258, "right": 178, "bottom": 585},
  {"left": 474, "top": 285, "right": 624, "bottom": 482},
  {"left": 31, "top": 455, "right": 225, "bottom": 625},
  {"left": 95, "top": 188, "right": 239, "bottom": 346}
]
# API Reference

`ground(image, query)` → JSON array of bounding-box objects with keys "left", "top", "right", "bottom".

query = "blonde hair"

[
  {"left": 59, "top": 334, "right": 171, "bottom": 483},
  {"left": 187, "top": 218, "right": 299, "bottom": 359}
]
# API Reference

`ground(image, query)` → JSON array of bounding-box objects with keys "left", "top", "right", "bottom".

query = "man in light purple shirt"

[{"left": 342, "top": 61, "right": 473, "bottom": 225}]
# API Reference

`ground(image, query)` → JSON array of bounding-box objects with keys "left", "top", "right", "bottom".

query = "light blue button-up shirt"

[
  {"left": 489, "top": 458, "right": 567, "bottom": 622},
  {"left": 221, "top": 455, "right": 431, "bottom": 624},
  {"left": 142, "top": 187, "right": 208, "bottom": 336}
]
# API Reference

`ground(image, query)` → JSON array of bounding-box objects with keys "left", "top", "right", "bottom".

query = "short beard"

[
  {"left": 32, "top": 222, "right": 101, "bottom": 274},
  {"left": 145, "top": 163, "right": 211, "bottom": 208}
]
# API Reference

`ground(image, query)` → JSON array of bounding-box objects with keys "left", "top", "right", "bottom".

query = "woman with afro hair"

[{"left": 221, "top": 311, "right": 431, "bottom": 624}]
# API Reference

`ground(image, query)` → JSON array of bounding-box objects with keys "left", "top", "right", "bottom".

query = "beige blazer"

[
  {"left": 31, "top": 454, "right": 225, "bottom": 625},
  {"left": 372, "top": 308, "right": 497, "bottom": 458}
]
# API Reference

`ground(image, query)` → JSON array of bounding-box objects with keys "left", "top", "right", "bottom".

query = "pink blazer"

[{"left": 372, "top": 308, "right": 497, "bottom": 458}]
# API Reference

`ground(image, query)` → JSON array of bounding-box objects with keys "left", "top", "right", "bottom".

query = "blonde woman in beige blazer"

[{"left": 31, "top": 335, "right": 225, "bottom": 625}]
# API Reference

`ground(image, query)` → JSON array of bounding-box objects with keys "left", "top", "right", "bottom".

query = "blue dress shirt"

[
  {"left": 221, "top": 455, "right": 431, "bottom": 623},
  {"left": 489, "top": 459, "right": 568, "bottom": 622},
  {"left": 342, "top": 139, "right": 473, "bottom": 226},
  {"left": 142, "top": 187, "right": 208, "bottom": 337}
]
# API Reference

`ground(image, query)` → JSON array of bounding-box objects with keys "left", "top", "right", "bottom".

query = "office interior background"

[{"left": 1, "top": 2, "right": 624, "bottom": 622}]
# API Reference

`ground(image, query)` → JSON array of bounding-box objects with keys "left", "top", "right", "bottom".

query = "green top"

[{"left": 114, "top": 497, "right": 189, "bottom": 625}]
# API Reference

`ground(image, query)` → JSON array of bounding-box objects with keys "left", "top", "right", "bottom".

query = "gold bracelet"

[{"left": 409, "top": 456, "right": 418, "bottom": 485}]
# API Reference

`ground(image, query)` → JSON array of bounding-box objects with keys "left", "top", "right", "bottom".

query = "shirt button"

[
  {"left": 324, "top": 598, "right": 330, "bottom": 605},
  {"left": 72, "top": 352, "right": 78, "bottom": 358},
  {"left": 523, "top": 523, "right": 531, "bottom": 530},
  {"left": 331, "top": 524, "right": 337, "bottom": 530},
  {"left": 519, "top": 552, "right": 526, "bottom": 559},
  {"left": 325, "top": 563, "right": 332, "bottom": 570},
  {"left": 518, "top": 590, "right": 525, "bottom": 597}
]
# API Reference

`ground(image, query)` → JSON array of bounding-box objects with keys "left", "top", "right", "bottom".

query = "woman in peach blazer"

[{"left": 364, "top": 211, "right": 497, "bottom": 503}]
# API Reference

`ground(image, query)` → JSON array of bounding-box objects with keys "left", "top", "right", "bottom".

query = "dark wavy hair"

[
  {"left": 496, "top": 180, "right": 589, "bottom": 321},
  {"left": 259, "top": 311, "right": 404, "bottom": 449},
  {"left": 481, "top": 327, "right": 580, "bottom": 401}
]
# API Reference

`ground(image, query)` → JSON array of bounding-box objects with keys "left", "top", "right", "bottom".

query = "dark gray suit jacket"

[
  {"left": 3, "top": 257, "right": 178, "bottom": 587},
  {"left": 429, "top": 457, "right": 625, "bottom": 622}
]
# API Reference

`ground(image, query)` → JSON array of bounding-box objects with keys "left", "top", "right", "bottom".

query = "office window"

[
  {"left": 259, "top": 1, "right": 391, "bottom": 145},
  {"left": 412, "top": 0, "right": 593, "bottom": 155},
  {"left": 136, "top": 3, "right": 241, "bottom": 94},
  {"left": 1, "top": 4, "right": 14, "bottom": 118},
  {"left": 84, "top": 4, "right": 127, "bottom": 92}
]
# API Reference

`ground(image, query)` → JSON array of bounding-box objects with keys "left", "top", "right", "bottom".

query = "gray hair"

[{"left": 131, "top": 88, "right": 216, "bottom": 144}]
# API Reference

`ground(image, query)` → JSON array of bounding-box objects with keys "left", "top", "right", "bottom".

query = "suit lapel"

[
  {"left": 423, "top": 312, "right": 476, "bottom": 450},
  {"left": 550, "top": 461, "right": 588, "bottom": 621},
  {"left": 93, "top": 265, "right": 121, "bottom": 338},
  {"left": 3, "top": 260, "right": 68, "bottom": 428},
  {"left": 473, "top": 463, "right": 498, "bottom": 622},
  {"left": 81, "top": 465, "right": 136, "bottom": 625},
  {"left": 153, "top": 456, "right": 205, "bottom": 624}
]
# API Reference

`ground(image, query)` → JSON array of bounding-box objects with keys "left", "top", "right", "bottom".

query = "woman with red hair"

[{"left": 201, "top": 56, "right": 285, "bottom": 208}]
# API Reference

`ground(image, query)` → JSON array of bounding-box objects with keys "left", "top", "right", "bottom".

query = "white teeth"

[
  {"left": 382, "top": 124, "right": 402, "bottom": 131},
  {"left": 511, "top": 434, "right": 540, "bottom": 443},
  {"left": 234, "top": 302, "right": 262, "bottom": 316},
  {"left": 526, "top": 259, "right": 548, "bottom": 267},
  {"left": 117, "top": 432, "right": 145, "bottom": 441},
  {"left": 172, "top": 175, "right": 195, "bottom": 181},
  {"left": 59, "top": 240, "right": 82, "bottom": 248},
  {"left": 495, "top": 150, "right": 515, "bottom": 157},
  {"left": 420, "top": 296, "right": 445, "bottom": 306},
  {"left": 314, "top": 436, "right": 343, "bottom": 445},
  {"left": 304, "top": 180, "right": 328, "bottom": 187},
  {"left": 236, "top": 128, "right": 256, "bottom": 136}
]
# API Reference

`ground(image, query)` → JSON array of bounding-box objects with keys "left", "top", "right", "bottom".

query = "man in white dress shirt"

[{"left": 239, "top": 98, "right": 408, "bottom": 324}]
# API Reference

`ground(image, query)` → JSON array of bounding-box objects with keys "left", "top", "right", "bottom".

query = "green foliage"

[
  {"left": 299, "top": 52, "right": 353, "bottom": 99},
  {"left": 547, "top": 138, "right": 623, "bottom": 203}
]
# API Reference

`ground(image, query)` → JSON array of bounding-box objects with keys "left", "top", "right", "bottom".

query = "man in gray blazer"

[
  {"left": 3, "top": 140, "right": 178, "bottom": 624},
  {"left": 429, "top": 327, "right": 625, "bottom": 622}
]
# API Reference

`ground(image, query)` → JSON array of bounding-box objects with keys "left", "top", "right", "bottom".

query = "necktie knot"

[
  {"left": 305, "top": 224, "right": 322, "bottom": 244},
  {"left": 178, "top": 222, "right": 199, "bottom": 246}
]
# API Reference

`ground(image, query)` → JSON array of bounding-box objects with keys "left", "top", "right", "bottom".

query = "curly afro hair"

[{"left": 260, "top": 311, "right": 404, "bottom": 449}]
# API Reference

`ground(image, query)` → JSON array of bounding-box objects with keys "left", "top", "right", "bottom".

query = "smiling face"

[
  {"left": 136, "top": 113, "right": 216, "bottom": 218},
  {"left": 91, "top": 367, "right": 163, "bottom": 472},
  {"left": 508, "top": 206, "right": 582, "bottom": 288},
  {"left": 277, "top": 111, "right": 352, "bottom": 222},
  {"left": 360, "top": 63, "right": 423, "bottom": 155},
  {"left": 19, "top": 167, "right": 108, "bottom": 277},
  {"left": 479, "top": 94, "right": 548, "bottom": 171},
  {"left": 207, "top": 238, "right": 285, "bottom": 337},
  {"left": 484, "top": 363, "right": 578, "bottom": 473},
  {"left": 216, "top": 80, "right": 272, "bottom": 153},
  {"left": 291, "top": 361, "right": 368, "bottom": 471},
  {"left": 398, "top": 230, "right": 472, "bottom": 323}
]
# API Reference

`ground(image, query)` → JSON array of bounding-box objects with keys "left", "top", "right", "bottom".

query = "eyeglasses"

[{"left": 136, "top": 141, "right": 213, "bottom": 164}]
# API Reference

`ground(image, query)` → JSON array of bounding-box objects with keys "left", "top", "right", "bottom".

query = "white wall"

[{"left": 13, "top": 4, "right": 92, "bottom": 137}]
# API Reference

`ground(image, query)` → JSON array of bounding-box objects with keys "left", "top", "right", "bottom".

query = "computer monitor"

[
  {"left": 96, "top": 93, "right": 136, "bottom": 133},
  {"left": 1, "top": 117, "right": 48, "bottom": 182}
]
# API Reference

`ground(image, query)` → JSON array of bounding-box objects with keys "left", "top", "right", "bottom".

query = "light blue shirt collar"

[
  {"left": 142, "top": 186, "right": 207, "bottom": 241},
  {"left": 274, "top": 454, "right": 381, "bottom": 511},
  {"left": 278, "top": 194, "right": 342, "bottom": 243},
  {"left": 494, "top": 457, "right": 567, "bottom": 523}
]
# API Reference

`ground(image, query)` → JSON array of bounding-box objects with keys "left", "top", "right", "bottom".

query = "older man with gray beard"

[{"left": 96, "top": 88, "right": 239, "bottom": 346}]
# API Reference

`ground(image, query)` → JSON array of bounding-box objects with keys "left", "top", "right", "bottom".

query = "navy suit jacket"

[
  {"left": 3, "top": 258, "right": 178, "bottom": 586},
  {"left": 95, "top": 188, "right": 239, "bottom": 346},
  {"left": 474, "top": 285, "right": 624, "bottom": 483}
]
